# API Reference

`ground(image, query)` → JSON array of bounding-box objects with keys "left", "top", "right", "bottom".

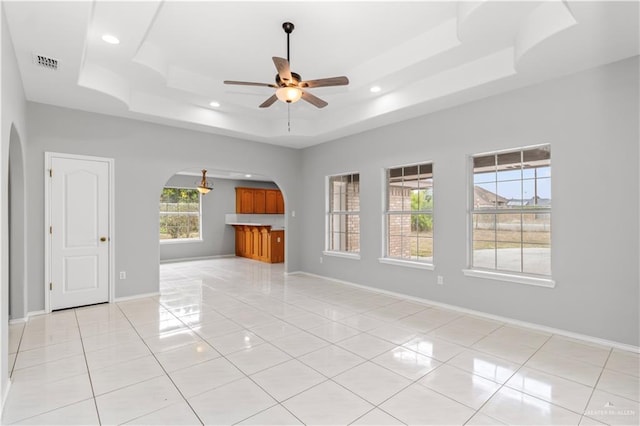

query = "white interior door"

[{"left": 48, "top": 154, "right": 111, "bottom": 310}]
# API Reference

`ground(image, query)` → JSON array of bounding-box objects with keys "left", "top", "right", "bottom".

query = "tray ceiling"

[{"left": 4, "top": 1, "right": 639, "bottom": 148}]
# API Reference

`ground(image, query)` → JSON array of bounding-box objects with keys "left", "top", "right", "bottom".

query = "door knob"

[{"left": 100, "top": 237, "right": 107, "bottom": 242}]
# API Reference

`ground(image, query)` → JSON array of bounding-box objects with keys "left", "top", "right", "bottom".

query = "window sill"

[
  {"left": 378, "top": 258, "right": 435, "bottom": 271},
  {"left": 462, "top": 269, "right": 555, "bottom": 288},
  {"left": 160, "top": 238, "right": 203, "bottom": 245},
  {"left": 323, "top": 251, "right": 361, "bottom": 260}
]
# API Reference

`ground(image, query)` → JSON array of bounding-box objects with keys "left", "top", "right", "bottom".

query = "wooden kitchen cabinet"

[
  {"left": 259, "top": 227, "right": 270, "bottom": 261},
  {"left": 243, "top": 226, "right": 253, "bottom": 258},
  {"left": 235, "top": 188, "right": 254, "bottom": 214},
  {"left": 235, "top": 226, "right": 244, "bottom": 256},
  {"left": 235, "top": 187, "right": 284, "bottom": 214},
  {"left": 275, "top": 191, "right": 285, "bottom": 214},
  {"left": 265, "top": 190, "right": 278, "bottom": 214},
  {"left": 232, "top": 225, "right": 284, "bottom": 263},
  {"left": 253, "top": 189, "right": 266, "bottom": 214},
  {"left": 270, "top": 230, "right": 285, "bottom": 263}
]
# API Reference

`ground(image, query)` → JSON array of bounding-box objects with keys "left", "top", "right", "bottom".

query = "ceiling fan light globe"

[{"left": 276, "top": 86, "right": 302, "bottom": 103}]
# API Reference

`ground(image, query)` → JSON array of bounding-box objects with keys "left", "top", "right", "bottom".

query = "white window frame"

[
  {"left": 324, "top": 172, "right": 361, "bottom": 259},
  {"left": 379, "top": 161, "right": 434, "bottom": 270},
  {"left": 463, "top": 144, "right": 554, "bottom": 287},
  {"left": 159, "top": 187, "right": 203, "bottom": 243}
]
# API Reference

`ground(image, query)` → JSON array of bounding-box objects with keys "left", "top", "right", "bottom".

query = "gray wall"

[
  {"left": 9, "top": 125, "right": 26, "bottom": 320},
  {"left": 160, "top": 175, "right": 278, "bottom": 262},
  {"left": 25, "top": 103, "right": 302, "bottom": 308},
  {"left": 300, "top": 57, "right": 639, "bottom": 346},
  {"left": 1, "top": 4, "right": 28, "bottom": 411}
]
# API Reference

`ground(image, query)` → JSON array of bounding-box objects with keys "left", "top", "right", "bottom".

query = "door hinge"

[
  {"left": 49, "top": 169, "right": 52, "bottom": 177},
  {"left": 49, "top": 226, "right": 52, "bottom": 234},
  {"left": 49, "top": 282, "right": 52, "bottom": 291}
]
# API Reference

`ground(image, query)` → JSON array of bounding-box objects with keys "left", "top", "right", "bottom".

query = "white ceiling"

[{"left": 4, "top": 1, "right": 639, "bottom": 148}]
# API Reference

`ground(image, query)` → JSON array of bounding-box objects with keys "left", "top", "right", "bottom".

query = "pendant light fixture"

[{"left": 196, "top": 169, "right": 213, "bottom": 194}]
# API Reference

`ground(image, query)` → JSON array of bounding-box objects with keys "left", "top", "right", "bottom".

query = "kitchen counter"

[
  {"left": 232, "top": 224, "right": 285, "bottom": 263},
  {"left": 228, "top": 222, "right": 284, "bottom": 230}
]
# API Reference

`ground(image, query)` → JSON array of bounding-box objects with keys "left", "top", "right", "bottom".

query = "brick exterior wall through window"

[{"left": 387, "top": 185, "right": 412, "bottom": 258}]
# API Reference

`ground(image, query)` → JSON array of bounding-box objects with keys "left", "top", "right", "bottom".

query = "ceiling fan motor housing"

[{"left": 276, "top": 72, "right": 301, "bottom": 87}]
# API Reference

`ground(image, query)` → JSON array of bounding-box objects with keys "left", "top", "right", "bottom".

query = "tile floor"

[{"left": 3, "top": 257, "right": 639, "bottom": 425}]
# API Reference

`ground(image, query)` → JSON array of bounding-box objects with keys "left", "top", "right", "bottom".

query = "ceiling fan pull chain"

[{"left": 288, "top": 104, "right": 291, "bottom": 132}]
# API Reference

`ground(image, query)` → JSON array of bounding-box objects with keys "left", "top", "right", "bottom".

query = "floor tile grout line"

[
  {"left": 162, "top": 262, "right": 636, "bottom": 424},
  {"left": 578, "top": 347, "right": 614, "bottom": 424},
  {"left": 114, "top": 302, "right": 206, "bottom": 426},
  {"left": 8, "top": 321, "right": 27, "bottom": 378},
  {"left": 6, "top": 309, "right": 110, "bottom": 421},
  {"left": 458, "top": 334, "right": 552, "bottom": 425},
  {"left": 459, "top": 332, "right": 603, "bottom": 425},
  {"left": 347, "top": 405, "right": 408, "bottom": 426},
  {"left": 441, "top": 332, "right": 615, "bottom": 391},
  {"left": 160, "top": 264, "right": 505, "bottom": 422},
  {"left": 230, "top": 401, "right": 304, "bottom": 426},
  {"left": 73, "top": 308, "right": 102, "bottom": 425},
  {"left": 159, "top": 284, "right": 399, "bottom": 423}
]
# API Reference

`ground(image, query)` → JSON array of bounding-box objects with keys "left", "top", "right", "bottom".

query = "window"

[
  {"left": 470, "top": 145, "right": 551, "bottom": 277},
  {"left": 326, "top": 173, "right": 360, "bottom": 254},
  {"left": 384, "top": 163, "right": 433, "bottom": 264},
  {"left": 159, "top": 187, "right": 202, "bottom": 241}
]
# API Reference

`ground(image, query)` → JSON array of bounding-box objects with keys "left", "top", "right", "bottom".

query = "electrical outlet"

[
  {"left": 319, "top": 256, "right": 323, "bottom": 264},
  {"left": 119, "top": 271, "right": 126, "bottom": 280},
  {"left": 291, "top": 210, "right": 296, "bottom": 217},
  {"left": 437, "top": 275, "right": 444, "bottom": 285}
]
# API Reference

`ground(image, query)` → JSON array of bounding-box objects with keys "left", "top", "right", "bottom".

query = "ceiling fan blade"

[
  {"left": 224, "top": 80, "right": 277, "bottom": 88},
  {"left": 259, "top": 94, "right": 278, "bottom": 108},
  {"left": 272, "top": 57, "right": 293, "bottom": 83},
  {"left": 301, "top": 90, "right": 328, "bottom": 109},
  {"left": 300, "top": 76, "right": 349, "bottom": 88}
]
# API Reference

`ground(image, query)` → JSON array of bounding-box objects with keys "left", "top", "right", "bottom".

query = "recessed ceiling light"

[
  {"left": 370, "top": 86, "right": 381, "bottom": 93},
  {"left": 209, "top": 101, "right": 220, "bottom": 108},
  {"left": 101, "top": 34, "right": 120, "bottom": 45},
  {"left": 245, "top": 174, "right": 252, "bottom": 178}
]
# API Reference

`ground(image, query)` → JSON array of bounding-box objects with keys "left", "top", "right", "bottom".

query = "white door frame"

[{"left": 44, "top": 152, "right": 115, "bottom": 313}]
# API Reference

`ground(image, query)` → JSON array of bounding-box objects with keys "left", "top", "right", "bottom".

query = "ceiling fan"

[{"left": 224, "top": 22, "right": 349, "bottom": 109}]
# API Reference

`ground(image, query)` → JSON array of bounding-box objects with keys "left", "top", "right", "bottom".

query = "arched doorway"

[{"left": 158, "top": 168, "right": 287, "bottom": 266}]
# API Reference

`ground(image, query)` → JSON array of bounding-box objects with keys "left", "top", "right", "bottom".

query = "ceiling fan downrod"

[{"left": 283, "top": 22, "right": 294, "bottom": 63}]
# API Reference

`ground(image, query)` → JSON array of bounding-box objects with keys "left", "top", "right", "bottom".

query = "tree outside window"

[{"left": 159, "top": 188, "right": 201, "bottom": 240}]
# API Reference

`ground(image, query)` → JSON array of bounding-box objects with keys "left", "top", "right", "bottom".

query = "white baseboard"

[
  {"left": 9, "top": 310, "right": 50, "bottom": 324},
  {"left": 292, "top": 271, "right": 640, "bottom": 354},
  {"left": 160, "top": 254, "right": 235, "bottom": 264},
  {"left": 113, "top": 292, "right": 161, "bottom": 303},
  {"left": 284, "top": 271, "right": 305, "bottom": 276},
  {"left": 26, "top": 310, "right": 46, "bottom": 319}
]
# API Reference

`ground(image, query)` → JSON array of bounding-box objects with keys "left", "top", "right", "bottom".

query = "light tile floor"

[{"left": 3, "top": 258, "right": 639, "bottom": 425}]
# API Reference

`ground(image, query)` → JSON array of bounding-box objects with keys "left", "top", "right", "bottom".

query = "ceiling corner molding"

[
  {"left": 132, "top": 41, "right": 169, "bottom": 80},
  {"left": 456, "top": 0, "right": 487, "bottom": 40},
  {"left": 77, "top": 63, "right": 131, "bottom": 108},
  {"left": 348, "top": 18, "right": 461, "bottom": 90},
  {"left": 515, "top": 1, "right": 577, "bottom": 67},
  {"left": 166, "top": 67, "right": 218, "bottom": 98}
]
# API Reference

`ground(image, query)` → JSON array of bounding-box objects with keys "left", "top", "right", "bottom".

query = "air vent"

[{"left": 33, "top": 54, "right": 59, "bottom": 70}]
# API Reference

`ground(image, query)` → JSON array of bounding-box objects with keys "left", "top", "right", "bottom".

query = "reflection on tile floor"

[{"left": 3, "top": 258, "right": 639, "bottom": 425}]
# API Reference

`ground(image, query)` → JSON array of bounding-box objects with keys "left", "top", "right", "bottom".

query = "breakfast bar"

[{"left": 229, "top": 223, "right": 284, "bottom": 263}]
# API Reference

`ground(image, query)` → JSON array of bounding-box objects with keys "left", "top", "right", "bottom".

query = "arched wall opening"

[
  {"left": 157, "top": 167, "right": 288, "bottom": 268},
  {"left": 8, "top": 124, "right": 26, "bottom": 321}
]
